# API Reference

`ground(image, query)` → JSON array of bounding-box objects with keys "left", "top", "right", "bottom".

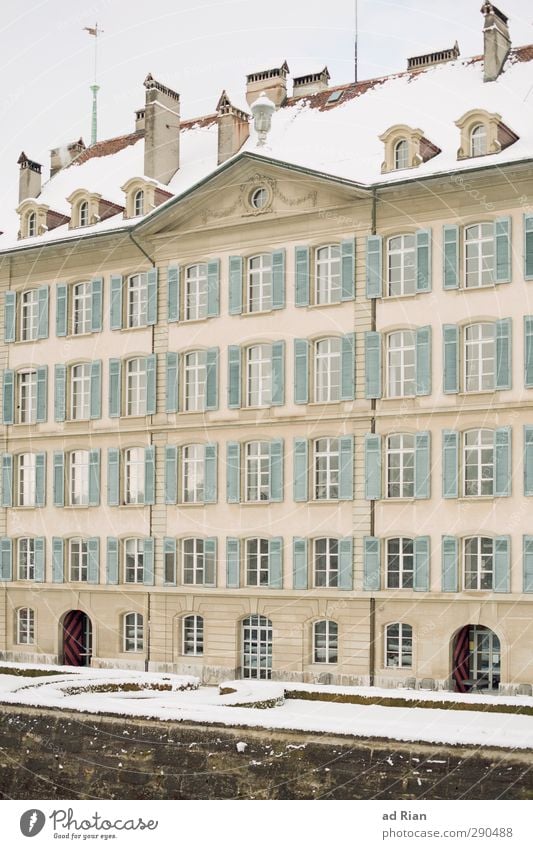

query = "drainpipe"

[{"left": 369, "top": 187, "right": 378, "bottom": 687}]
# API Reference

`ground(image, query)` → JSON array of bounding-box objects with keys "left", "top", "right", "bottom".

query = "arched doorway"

[
  {"left": 242, "top": 615, "right": 272, "bottom": 679},
  {"left": 452, "top": 625, "right": 501, "bottom": 692},
  {"left": 62, "top": 610, "right": 93, "bottom": 666}
]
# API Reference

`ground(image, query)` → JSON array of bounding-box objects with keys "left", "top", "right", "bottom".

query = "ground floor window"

[
  {"left": 123, "top": 612, "right": 144, "bottom": 652},
  {"left": 16, "top": 607, "right": 35, "bottom": 644},
  {"left": 385, "top": 623, "right": 412, "bottom": 668},
  {"left": 313, "top": 620, "right": 338, "bottom": 663},
  {"left": 182, "top": 615, "right": 204, "bottom": 655},
  {"left": 242, "top": 615, "right": 272, "bottom": 679}
]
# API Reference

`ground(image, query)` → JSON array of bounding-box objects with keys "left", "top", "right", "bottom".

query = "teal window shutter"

[
  {"left": 2, "top": 369, "right": 14, "bottom": 425},
  {"left": 295, "top": 246, "right": 310, "bottom": 307},
  {"left": 164, "top": 445, "right": 177, "bottom": 504},
  {"left": 442, "top": 430, "right": 459, "bottom": 498},
  {"left": 341, "top": 238, "right": 355, "bottom": 300},
  {"left": 272, "top": 249, "right": 285, "bottom": 309},
  {"left": 339, "top": 536, "right": 353, "bottom": 590},
  {"left": 144, "top": 445, "right": 155, "bottom": 505},
  {"left": 339, "top": 436, "right": 354, "bottom": 500},
  {"left": 524, "top": 215, "right": 533, "bottom": 280},
  {"left": 0, "top": 538, "right": 12, "bottom": 581},
  {"left": 204, "top": 537, "right": 217, "bottom": 585},
  {"left": 441, "top": 535, "right": 458, "bottom": 592},
  {"left": 226, "top": 442, "right": 240, "bottom": 503},
  {"left": 106, "top": 537, "right": 119, "bottom": 584},
  {"left": 36, "top": 366, "right": 48, "bottom": 423},
  {"left": 165, "top": 352, "right": 179, "bottom": 413},
  {"left": 340, "top": 333, "right": 356, "bottom": 401},
  {"left": 146, "top": 354, "right": 157, "bottom": 414},
  {"left": 524, "top": 426, "right": 533, "bottom": 495},
  {"left": 110, "top": 275, "right": 123, "bottom": 330},
  {"left": 205, "top": 347, "right": 219, "bottom": 410},
  {"left": 143, "top": 538, "right": 155, "bottom": 585},
  {"left": 414, "top": 536, "right": 430, "bottom": 591},
  {"left": 415, "top": 229, "right": 432, "bottom": 293},
  {"left": 495, "top": 216, "right": 511, "bottom": 283},
  {"left": 524, "top": 316, "right": 533, "bottom": 387},
  {"left": 523, "top": 536, "right": 533, "bottom": 592},
  {"left": 34, "top": 538, "right": 45, "bottom": 582},
  {"left": 443, "top": 225, "right": 459, "bottom": 289},
  {"left": 163, "top": 537, "right": 177, "bottom": 585},
  {"left": 56, "top": 284, "right": 68, "bottom": 336},
  {"left": 167, "top": 265, "right": 180, "bottom": 322},
  {"left": 90, "top": 360, "right": 102, "bottom": 419},
  {"left": 52, "top": 538, "right": 64, "bottom": 583},
  {"left": 89, "top": 449, "right": 100, "bottom": 506},
  {"left": 495, "top": 318, "right": 511, "bottom": 390},
  {"left": 207, "top": 259, "right": 220, "bottom": 317},
  {"left": 1, "top": 454, "right": 12, "bottom": 507},
  {"left": 54, "top": 364, "right": 66, "bottom": 422},
  {"left": 494, "top": 535, "right": 510, "bottom": 592},
  {"left": 37, "top": 286, "right": 49, "bottom": 339},
  {"left": 269, "top": 438, "right": 284, "bottom": 502},
  {"left": 146, "top": 268, "right": 158, "bottom": 325},
  {"left": 415, "top": 432, "right": 431, "bottom": 499},
  {"left": 365, "top": 332, "right": 382, "bottom": 399},
  {"left": 87, "top": 538, "right": 100, "bottom": 584},
  {"left": 227, "top": 345, "right": 241, "bottom": 409},
  {"left": 108, "top": 359, "right": 122, "bottom": 417},
  {"left": 293, "top": 438, "right": 309, "bottom": 502},
  {"left": 4, "top": 292, "right": 15, "bottom": 342},
  {"left": 107, "top": 448, "right": 120, "bottom": 506},
  {"left": 204, "top": 443, "right": 218, "bottom": 504},
  {"left": 293, "top": 537, "right": 308, "bottom": 589},
  {"left": 415, "top": 326, "right": 431, "bottom": 396},
  {"left": 226, "top": 537, "right": 240, "bottom": 588},
  {"left": 229, "top": 256, "right": 243, "bottom": 315},
  {"left": 91, "top": 277, "right": 103, "bottom": 332},
  {"left": 494, "top": 427, "right": 511, "bottom": 497},
  {"left": 363, "top": 537, "right": 380, "bottom": 591},
  {"left": 294, "top": 339, "right": 309, "bottom": 404},
  {"left": 269, "top": 537, "right": 283, "bottom": 588},
  {"left": 53, "top": 451, "right": 64, "bottom": 507},
  {"left": 271, "top": 341, "right": 285, "bottom": 406},
  {"left": 443, "top": 325, "right": 459, "bottom": 394},
  {"left": 365, "top": 235, "right": 382, "bottom": 298},
  {"left": 35, "top": 453, "right": 46, "bottom": 507},
  {"left": 364, "top": 434, "right": 382, "bottom": 500}
]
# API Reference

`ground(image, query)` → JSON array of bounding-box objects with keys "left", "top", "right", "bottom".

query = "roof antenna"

[
  {"left": 84, "top": 23, "right": 104, "bottom": 145},
  {"left": 354, "top": 0, "right": 359, "bottom": 83}
]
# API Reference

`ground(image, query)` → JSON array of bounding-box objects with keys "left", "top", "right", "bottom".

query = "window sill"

[
  {"left": 306, "top": 300, "right": 344, "bottom": 309},
  {"left": 384, "top": 497, "right": 417, "bottom": 503},
  {"left": 180, "top": 315, "right": 210, "bottom": 325},
  {"left": 456, "top": 496, "right": 495, "bottom": 502},
  {"left": 177, "top": 501, "right": 207, "bottom": 507},
  {"left": 312, "top": 499, "right": 343, "bottom": 505},
  {"left": 457, "top": 390, "right": 498, "bottom": 397},
  {"left": 242, "top": 500, "right": 275, "bottom": 506},
  {"left": 64, "top": 504, "right": 91, "bottom": 510}
]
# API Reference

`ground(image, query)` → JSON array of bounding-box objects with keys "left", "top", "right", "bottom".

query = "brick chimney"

[
  {"left": 246, "top": 61, "right": 289, "bottom": 108},
  {"left": 481, "top": 3, "right": 511, "bottom": 82},
  {"left": 50, "top": 138, "right": 86, "bottom": 177},
  {"left": 216, "top": 91, "right": 250, "bottom": 165},
  {"left": 143, "top": 74, "right": 180, "bottom": 184},
  {"left": 17, "top": 152, "right": 42, "bottom": 202}
]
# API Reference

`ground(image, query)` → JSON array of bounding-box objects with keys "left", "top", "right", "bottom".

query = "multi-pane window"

[
  {"left": 17, "top": 369, "right": 37, "bottom": 424},
  {"left": 27, "top": 212, "right": 37, "bottom": 238},
  {"left": 464, "top": 223, "right": 495, "bottom": 288},
  {"left": 182, "top": 538, "right": 215, "bottom": 585},
  {"left": 126, "top": 358, "right": 147, "bottom": 416},
  {"left": 124, "top": 612, "right": 143, "bottom": 652},
  {"left": 464, "top": 429, "right": 494, "bottom": 497},
  {"left": 69, "top": 538, "right": 89, "bottom": 582},
  {"left": 70, "top": 363, "right": 91, "bottom": 420},
  {"left": 183, "top": 615, "right": 204, "bottom": 655},
  {"left": 245, "top": 441, "right": 270, "bottom": 502},
  {"left": 387, "top": 433, "right": 415, "bottom": 498},
  {"left": 133, "top": 190, "right": 144, "bottom": 217},
  {"left": 470, "top": 124, "right": 487, "bottom": 157},
  {"left": 124, "top": 539, "right": 144, "bottom": 583},
  {"left": 386, "top": 537, "right": 414, "bottom": 589},
  {"left": 16, "top": 608, "right": 34, "bottom": 644},
  {"left": 385, "top": 623, "right": 412, "bottom": 667},
  {"left": 315, "top": 245, "right": 341, "bottom": 304},
  {"left": 184, "top": 351, "right": 207, "bottom": 411},
  {"left": 17, "top": 453, "right": 36, "bottom": 507},
  {"left": 69, "top": 450, "right": 89, "bottom": 506},
  {"left": 313, "top": 620, "right": 338, "bottom": 663},
  {"left": 124, "top": 447, "right": 145, "bottom": 504},
  {"left": 20, "top": 289, "right": 39, "bottom": 341},
  {"left": 246, "top": 538, "right": 270, "bottom": 586},
  {"left": 314, "top": 338, "right": 341, "bottom": 402},
  {"left": 127, "top": 273, "right": 148, "bottom": 328},
  {"left": 387, "top": 330, "right": 416, "bottom": 397},
  {"left": 185, "top": 264, "right": 208, "bottom": 321},
  {"left": 79, "top": 201, "right": 89, "bottom": 227},
  {"left": 387, "top": 234, "right": 415, "bottom": 296},
  {"left": 242, "top": 615, "right": 272, "bottom": 679},
  {"left": 314, "top": 438, "right": 339, "bottom": 500},
  {"left": 464, "top": 323, "right": 495, "bottom": 392},
  {"left": 314, "top": 537, "right": 339, "bottom": 588},
  {"left": 248, "top": 254, "right": 272, "bottom": 312},
  {"left": 182, "top": 444, "right": 205, "bottom": 503},
  {"left": 464, "top": 536, "right": 494, "bottom": 590},
  {"left": 72, "top": 281, "right": 92, "bottom": 334},
  {"left": 18, "top": 538, "right": 35, "bottom": 580},
  {"left": 247, "top": 345, "right": 271, "bottom": 407},
  {"left": 394, "top": 139, "right": 409, "bottom": 170}
]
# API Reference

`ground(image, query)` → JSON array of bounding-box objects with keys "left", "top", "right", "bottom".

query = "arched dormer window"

[
  {"left": 379, "top": 124, "right": 440, "bottom": 174},
  {"left": 27, "top": 211, "right": 36, "bottom": 237},
  {"left": 394, "top": 139, "right": 409, "bottom": 170},
  {"left": 456, "top": 110, "right": 518, "bottom": 161},
  {"left": 121, "top": 178, "right": 161, "bottom": 219},
  {"left": 79, "top": 200, "right": 89, "bottom": 227},
  {"left": 134, "top": 190, "right": 144, "bottom": 217}
]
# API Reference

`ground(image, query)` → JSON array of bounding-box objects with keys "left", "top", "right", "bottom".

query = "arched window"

[
  {"left": 464, "top": 223, "right": 495, "bottom": 288},
  {"left": 27, "top": 211, "right": 37, "bottom": 237},
  {"left": 315, "top": 244, "right": 341, "bottom": 304},
  {"left": 124, "top": 447, "right": 145, "bottom": 504},
  {"left": 385, "top": 623, "right": 412, "bottom": 667},
  {"left": 185, "top": 264, "right": 208, "bottom": 321},
  {"left": 16, "top": 607, "right": 35, "bottom": 644},
  {"left": 386, "top": 433, "right": 415, "bottom": 498},
  {"left": 470, "top": 124, "right": 487, "bottom": 157},
  {"left": 314, "top": 337, "right": 341, "bottom": 402},
  {"left": 313, "top": 620, "right": 338, "bottom": 663},
  {"left": 133, "top": 189, "right": 144, "bottom": 217},
  {"left": 126, "top": 357, "right": 147, "bottom": 416},
  {"left": 463, "top": 429, "right": 494, "bottom": 497},
  {"left": 387, "top": 330, "right": 416, "bottom": 397},
  {"left": 184, "top": 350, "right": 207, "bottom": 411},
  {"left": 182, "top": 444, "right": 206, "bottom": 503},
  {"left": 464, "top": 322, "right": 496, "bottom": 392},
  {"left": 248, "top": 254, "right": 272, "bottom": 312},
  {"left": 313, "top": 537, "right": 339, "bottom": 587},
  {"left": 387, "top": 234, "right": 416, "bottom": 296},
  {"left": 463, "top": 536, "right": 494, "bottom": 590},
  {"left": 394, "top": 139, "right": 409, "bottom": 170},
  {"left": 386, "top": 538, "right": 414, "bottom": 588},
  {"left": 242, "top": 615, "right": 272, "bottom": 679},
  {"left": 123, "top": 612, "right": 144, "bottom": 651},
  {"left": 79, "top": 200, "right": 89, "bottom": 227},
  {"left": 182, "top": 614, "right": 204, "bottom": 655}
]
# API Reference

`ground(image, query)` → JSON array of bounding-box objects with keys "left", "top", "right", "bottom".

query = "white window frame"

[
  {"left": 246, "top": 344, "right": 272, "bottom": 407},
  {"left": 127, "top": 273, "right": 148, "bottom": 328},
  {"left": 182, "top": 444, "right": 205, "bottom": 503},
  {"left": 18, "top": 538, "right": 35, "bottom": 581},
  {"left": 20, "top": 289, "right": 39, "bottom": 341},
  {"left": 385, "top": 623, "right": 412, "bottom": 668},
  {"left": 69, "top": 450, "right": 89, "bottom": 506},
  {"left": 464, "top": 536, "right": 494, "bottom": 591},
  {"left": 387, "top": 330, "right": 416, "bottom": 398},
  {"left": 124, "top": 447, "right": 145, "bottom": 505},
  {"left": 27, "top": 212, "right": 37, "bottom": 238},
  {"left": 247, "top": 254, "right": 272, "bottom": 313},
  {"left": 313, "top": 537, "right": 339, "bottom": 588},
  {"left": 79, "top": 200, "right": 89, "bottom": 227},
  {"left": 70, "top": 362, "right": 91, "bottom": 420},
  {"left": 242, "top": 614, "right": 272, "bottom": 680},
  {"left": 464, "top": 223, "right": 495, "bottom": 288},
  {"left": 184, "top": 350, "right": 207, "bottom": 412},
  {"left": 313, "top": 437, "right": 339, "bottom": 500},
  {"left": 16, "top": 607, "right": 35, "bottom": 644},
  {"left": 133, "top": 190, "right": 144, "bottom": 217},
  {"left": 394, "top": 139, "right": 409, "bottom": 170},
  {"left": 245, "top": 441, "right": 270, "bottom": 502},
  {"left": 313, "top": 620, "right": 338, "bottom": 664},
  {"left": 182, "top": 614, "right": 204, "bottom": 655},
  {"left": 124, "top": 538, "right": 144, "bottom": 583},
  {"left": 386, "top": 537, "right": 414, "bottom": 589},
  {"left": 182, "top": 537, "right": 215, "bottom": 586},
  {"left": 245, "top": 537, "right": 270, "bottom": 587},
  {"left": 17, "top": 453, "right": 36, "bottom": 507},
  {"left": 386, "top": 433, "right": 415, "bottom": 498},
  {"left": 17, "top": 369, "right": 37, "bottom": 424},
  {"left": 387, "top": 234, "right": 416, "bottom": 297},
  {"left": 463, "top": 429, "right": 494, "bottom": 497},
  {"left": 470, "top": 124, "right": 487, "bottom": 157},
  {"left": 314, "top": 337, "right": 341, "bottom": 403},
  {"left": 123, "top": 612, "right": 143, "bottom": 652},
  {"left": 464, "top": 323, "right": 496, "bottom": 392},
  {"left": 72, "top": 281, "right": 92, "bottom": 335},
  {"left": 315, "top": 244, "right": 341, "bottom": 304},
  {"left": 185, "top": 264, "right": 208, "bottom": 321},
  {"left": 126, "top": 358, "right": 147, "bottom": 416},
  {"left": 69, "top": 537, "right": 89, "bottom": 582}
]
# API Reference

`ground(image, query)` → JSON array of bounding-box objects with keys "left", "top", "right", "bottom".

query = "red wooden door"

[
  {"left": 452, "top": 625, "right": 470, "bottom": 692},
  {"left": 63, "top": 611, "right": 91, "bottom": 666}
]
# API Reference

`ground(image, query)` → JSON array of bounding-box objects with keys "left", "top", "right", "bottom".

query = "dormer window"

[
  {"left": 79, "top": 200, "right": 89, "bottom": 227},
  {"left": 121, "top": 178, "right": 171, "bottom": 220},
  {"left": 456, "top": 110, "right": 518, "bottom": 160},
  {"left": 27, "top": 211, "right": 36, "bottom": 238},
  {"left": 380, "top": 124, "right": 440, "bottom": 174},
  {"left": 134, "top": 190, "right": 144, "bottom": 217},
  {"left": 394, "top": 139, "right": 409, "bottom": 170}
]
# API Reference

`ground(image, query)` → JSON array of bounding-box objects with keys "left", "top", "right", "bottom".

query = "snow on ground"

[{"left": 0, "top": 663, "right": 532, "bottom": 750}]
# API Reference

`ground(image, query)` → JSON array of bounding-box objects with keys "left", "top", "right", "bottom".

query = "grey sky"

[{"left": 1, "top": 0, "right": 532, "bottom": 215}]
